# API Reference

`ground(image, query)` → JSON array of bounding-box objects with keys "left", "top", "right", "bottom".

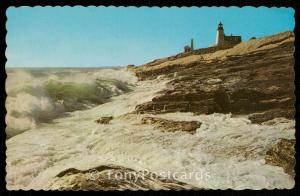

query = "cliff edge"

[{"left": 132, "top": 31, "right": 295, "bottom": 123}]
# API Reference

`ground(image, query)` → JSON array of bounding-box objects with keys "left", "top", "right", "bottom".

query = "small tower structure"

[
  {"left": 184, "top": 38, "right": 195, "bottom": 52},
  {"left": 190, "top": 38, "right": 194, "bottom": 50}
]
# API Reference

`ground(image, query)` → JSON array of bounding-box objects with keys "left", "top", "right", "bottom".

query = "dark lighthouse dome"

[{"left": 218, "top": 22, "right": 224, "bottom": 30}]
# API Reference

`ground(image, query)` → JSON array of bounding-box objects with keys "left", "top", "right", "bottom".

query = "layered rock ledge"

[{"left": 132, "top": 31, "right": 295, "bottom": 123}]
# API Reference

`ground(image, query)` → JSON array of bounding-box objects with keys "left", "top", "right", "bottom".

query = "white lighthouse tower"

[{"left": 216, "top": 22, "right": 225, "bottom": 45}]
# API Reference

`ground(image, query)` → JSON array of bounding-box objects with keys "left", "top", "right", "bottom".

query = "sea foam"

[{"left": 5, "top": 68, "right": 137, "bottom": 137}]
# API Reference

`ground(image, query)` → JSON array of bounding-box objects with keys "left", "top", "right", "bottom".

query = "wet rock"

[
  {"left": 248, "top": 109, "right": 294, "bottom": 124},
  {"left": 95, "top": 116, "right": 113, "bottom": 124},
  {"left": 265, "top": 139, "right": 295, "bottom": 176},
  {"left": 141, "top": 117, "right": 201, "bottom": 134},
  {"left": 48, "top": 165, "right": 198, "bottom": 190},
  {"left": 212, "top": 88, "right": 231, "bottom": 113}
]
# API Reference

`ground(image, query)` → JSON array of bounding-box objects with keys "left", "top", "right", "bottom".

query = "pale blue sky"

[{"left": 6, "top": 6, "right": 294, "bottom": 68}]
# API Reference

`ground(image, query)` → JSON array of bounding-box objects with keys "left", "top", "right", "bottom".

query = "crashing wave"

[{"left": 5, "top": 68, "right": 137, "bottom": 137}]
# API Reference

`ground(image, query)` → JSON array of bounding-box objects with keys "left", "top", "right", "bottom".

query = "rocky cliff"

[{"left": 132, "top": 31, "right": 295, "bottom": 123}]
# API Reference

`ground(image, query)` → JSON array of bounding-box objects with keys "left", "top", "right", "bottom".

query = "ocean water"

[{"left": 5, "top": 68, "right": 137, "bottom": 137}]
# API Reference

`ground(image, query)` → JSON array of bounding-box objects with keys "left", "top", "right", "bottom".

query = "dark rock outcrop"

[
  {"left": 132, "top": 32, "right": 295, "bottom": 123},
  {"left": 141, "top": 117, "right": 201, "bottom": 134},
  {"left": 265, "top": 139, "right": 295, "bottom": 176},
  {"left": 95, "top": 116, "right": 113, "bottom": 124},
  {"left": 48, "top": 165, "right": 199, "bottom": 190}
]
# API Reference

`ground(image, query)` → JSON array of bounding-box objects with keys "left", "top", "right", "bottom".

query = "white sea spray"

[{"left": 5, "top": 68, "right": 137, "bottom": 137}]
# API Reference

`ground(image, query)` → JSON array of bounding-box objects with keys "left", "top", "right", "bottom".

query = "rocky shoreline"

[{"left": 6, "top": 31, "right": 295, "bottom": 190}]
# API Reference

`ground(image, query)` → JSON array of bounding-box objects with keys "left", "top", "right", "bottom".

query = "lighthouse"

[
  {"left": 216, "top": 22, "right": 225, "bottom": 45},
  {"left": 215, "top": 22, "right": 241, "bottom": 47}
]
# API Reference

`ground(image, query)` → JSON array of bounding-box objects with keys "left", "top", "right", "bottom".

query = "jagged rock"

[
  {"left": 95, "top": 116, "right": 113, "bottom": 124},
  {"left": 141, "top": 117, "right": 201, "bottom": 134},
  {"left": 48, "top": 165, "right": 198, "bottom": 190},
  {"left": 133, "top": 31, "right": 295, "bottom": 123},
  {"left": 265, "top": 139, "right": 295, "bottom": 176},
  {"left": 248, "top": 109, "right": 294, "bottom": 124}
]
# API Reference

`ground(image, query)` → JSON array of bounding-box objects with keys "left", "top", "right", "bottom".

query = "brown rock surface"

[
  {"left": 265, "top": 139, "right": 295, "bottom": 176},
  {"left": 48, "top": 165, "right": 198, "bottom": 190},
  {"left": 141, "top": 117, "right": 201, "bottom": 134},
  {"left": 132, "top": 31, "right": 295, "bottom": 123}
]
